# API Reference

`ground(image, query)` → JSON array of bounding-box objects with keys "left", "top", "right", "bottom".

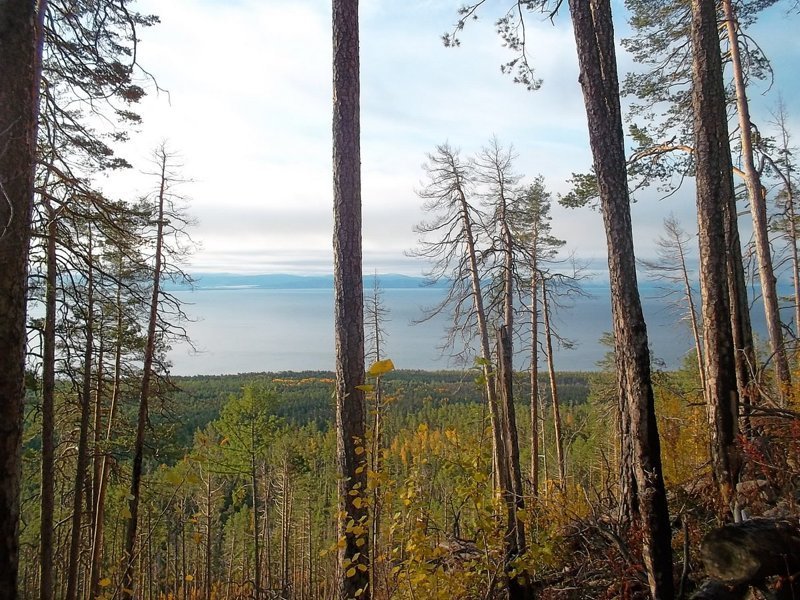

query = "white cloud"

[{"left": 111, "top": 0, "right": 798, "bottom": 276}]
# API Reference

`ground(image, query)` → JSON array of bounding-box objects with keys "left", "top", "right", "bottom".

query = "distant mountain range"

[{"left": 177, "top": 273, "right": 448, "bottom": 291}]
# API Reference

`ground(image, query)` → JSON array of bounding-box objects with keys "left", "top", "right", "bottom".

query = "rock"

[{"left": 700, "top": 518, "right": 800, "bottom": 586}]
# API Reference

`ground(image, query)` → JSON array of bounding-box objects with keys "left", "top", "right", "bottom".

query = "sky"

[{"left": 103, "top": 0, "right": 800, "bottom": 277}]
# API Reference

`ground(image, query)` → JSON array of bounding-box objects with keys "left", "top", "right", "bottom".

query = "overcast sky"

[{"left": 106, "top": 0, "right": 800, "bottom": 276}]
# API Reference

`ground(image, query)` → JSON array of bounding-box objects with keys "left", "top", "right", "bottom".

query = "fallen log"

[{"left": 700, "top": 518, "right": 800, "bottom": 585}]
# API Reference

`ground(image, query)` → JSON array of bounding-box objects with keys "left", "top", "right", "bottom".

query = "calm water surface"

[{"left": 166, "top": 285, "right": 703, "bottom": 375}]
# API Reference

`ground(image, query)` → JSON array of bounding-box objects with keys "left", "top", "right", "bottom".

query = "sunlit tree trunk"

[
  {"left": 691, "top": 0, "right": 741, "bottom": 519},
  {"left": 722, "top": 0, "right": 790, "bottom": 394}
]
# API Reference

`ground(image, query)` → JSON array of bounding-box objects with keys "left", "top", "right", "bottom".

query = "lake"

[{"left": 165, "top": 284, "right": 710, "bottom": 375}]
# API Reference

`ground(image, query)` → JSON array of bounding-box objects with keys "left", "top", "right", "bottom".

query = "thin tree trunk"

[
  {"left": 264, "top": 473, "right": 272, "bottom": 592},
  {"left": 370, "top": 311, "right": 383, "bottom": 597},
  {"left": 66, "top": 230, "right": 96, "bottom": 600},
  {"left": 677, "top": 231, "right": 708, "bottom": 400},
  {"left": 280, "top": 461, "right": 291, "bottom": 595},
  {"left": 567, "top": 1, "right": 674, "bottom": 596},
  {"left": 205, "top": 472, "right": 212, "bottom": 600},
  {"left": 767, "top": 117, "right": 800, "bottom": 337},
  {"left": 541, "top": 279, "right": 565, "bottom": 488},
  {"left": 251, "top": 433, "right": 262, "bottom": 599},
  {"left": 496, "top": 326, "right": 533, "bottom": 599},
  {"left": 690, "top": 0, "right": 741, "bottom": 519},
  {"left": 122, "top": 150, "right": 168, "bottom": 599},
  {"left": 91, "top": 336, "right": 105, "bottom": 517},
  {"left": 40, "top": 200, "right": 57, "bottom": 600},
  {"left": 722, "top": 0, "right": 791, "bottom": 394},
  {"left": 530, "top": 271, "right": 540, "bottom": 500},
  {"left": 0, "top": 2, "right": 46, "bottom": 596}
]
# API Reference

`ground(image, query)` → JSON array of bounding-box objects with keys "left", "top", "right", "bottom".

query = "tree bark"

[
  {"left": 567, "top": 1, "right": 674, "bottom": 597},
  {"left": 332, "top": 1, "right": 369, "bottom": 597},
  {"left": 0, "top": 2, "right": 46, "bottom": 596},
  {"left": 690, "top": 0, "right": 741, "bottom": 518},
  {"left": 722, "top": 0, "right": 791, "bottom": 396}
]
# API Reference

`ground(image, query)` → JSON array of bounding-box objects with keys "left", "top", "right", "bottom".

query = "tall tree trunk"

[
  {"left": 690, "top": 0, "right": 741, "bottom": 519},
  {"left": 0, "top": 2, "right": 46, "bottom": 596},
  {"left": 122, "top": 151, "right": 168, "bottom": 599},
  {"left": 66, "top": 230, "right": 96, "bottom": 600},
  {"left": 722, "top": 0, "right": 791, "bottom": 395},
  {"left": 40, "top": 199, "right": 57, "bottom": 600},
  {"left": 332, "top": 1, "right": 369, "bottom": 597},
  {"left": 530, "top": 270, "right": 540, "bottom": 499},
  {"left": 541, "top": 279, "right": 565, "bottom": 488},
  {"left": 567, "top": 1, "right": 674, "bottom": 596}
]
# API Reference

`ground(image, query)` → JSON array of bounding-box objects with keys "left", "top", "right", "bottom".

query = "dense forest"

[{"left": 1, "top": 1, "right": 800, "bottom": 600}]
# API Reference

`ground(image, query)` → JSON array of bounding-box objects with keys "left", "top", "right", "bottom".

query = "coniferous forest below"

[{"left": 2, "top": 1, "right": 800, "bottom": 600}]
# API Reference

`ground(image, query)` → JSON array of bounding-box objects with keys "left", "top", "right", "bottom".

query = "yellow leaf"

[
  {"left": 98, "top": 578, "right": 112, "bottom": 588},
  {"left": 356, "top": 384, "right": 375, "bottom": 393},
  {"left": 368, "top": 359, "right": 395, "bottom": 376},
  {"left": 120, "top": 505, "right": 132, "bottom": 519},
  {"left": 356, "top": 537, "right": 365, "bottom": 547},
  {"left": 354, "top": 446, "right": 365, "bottom": 455},
  {"left": 346, "top": 567, "right": 357, "bottom": 578},
  {"left": 185, "top": 574, "right": 194, "bottom": 582}
]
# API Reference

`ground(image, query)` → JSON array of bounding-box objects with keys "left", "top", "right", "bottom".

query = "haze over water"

[{"left": 165, "top": 277, "right": 737, "bottom": 376}]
